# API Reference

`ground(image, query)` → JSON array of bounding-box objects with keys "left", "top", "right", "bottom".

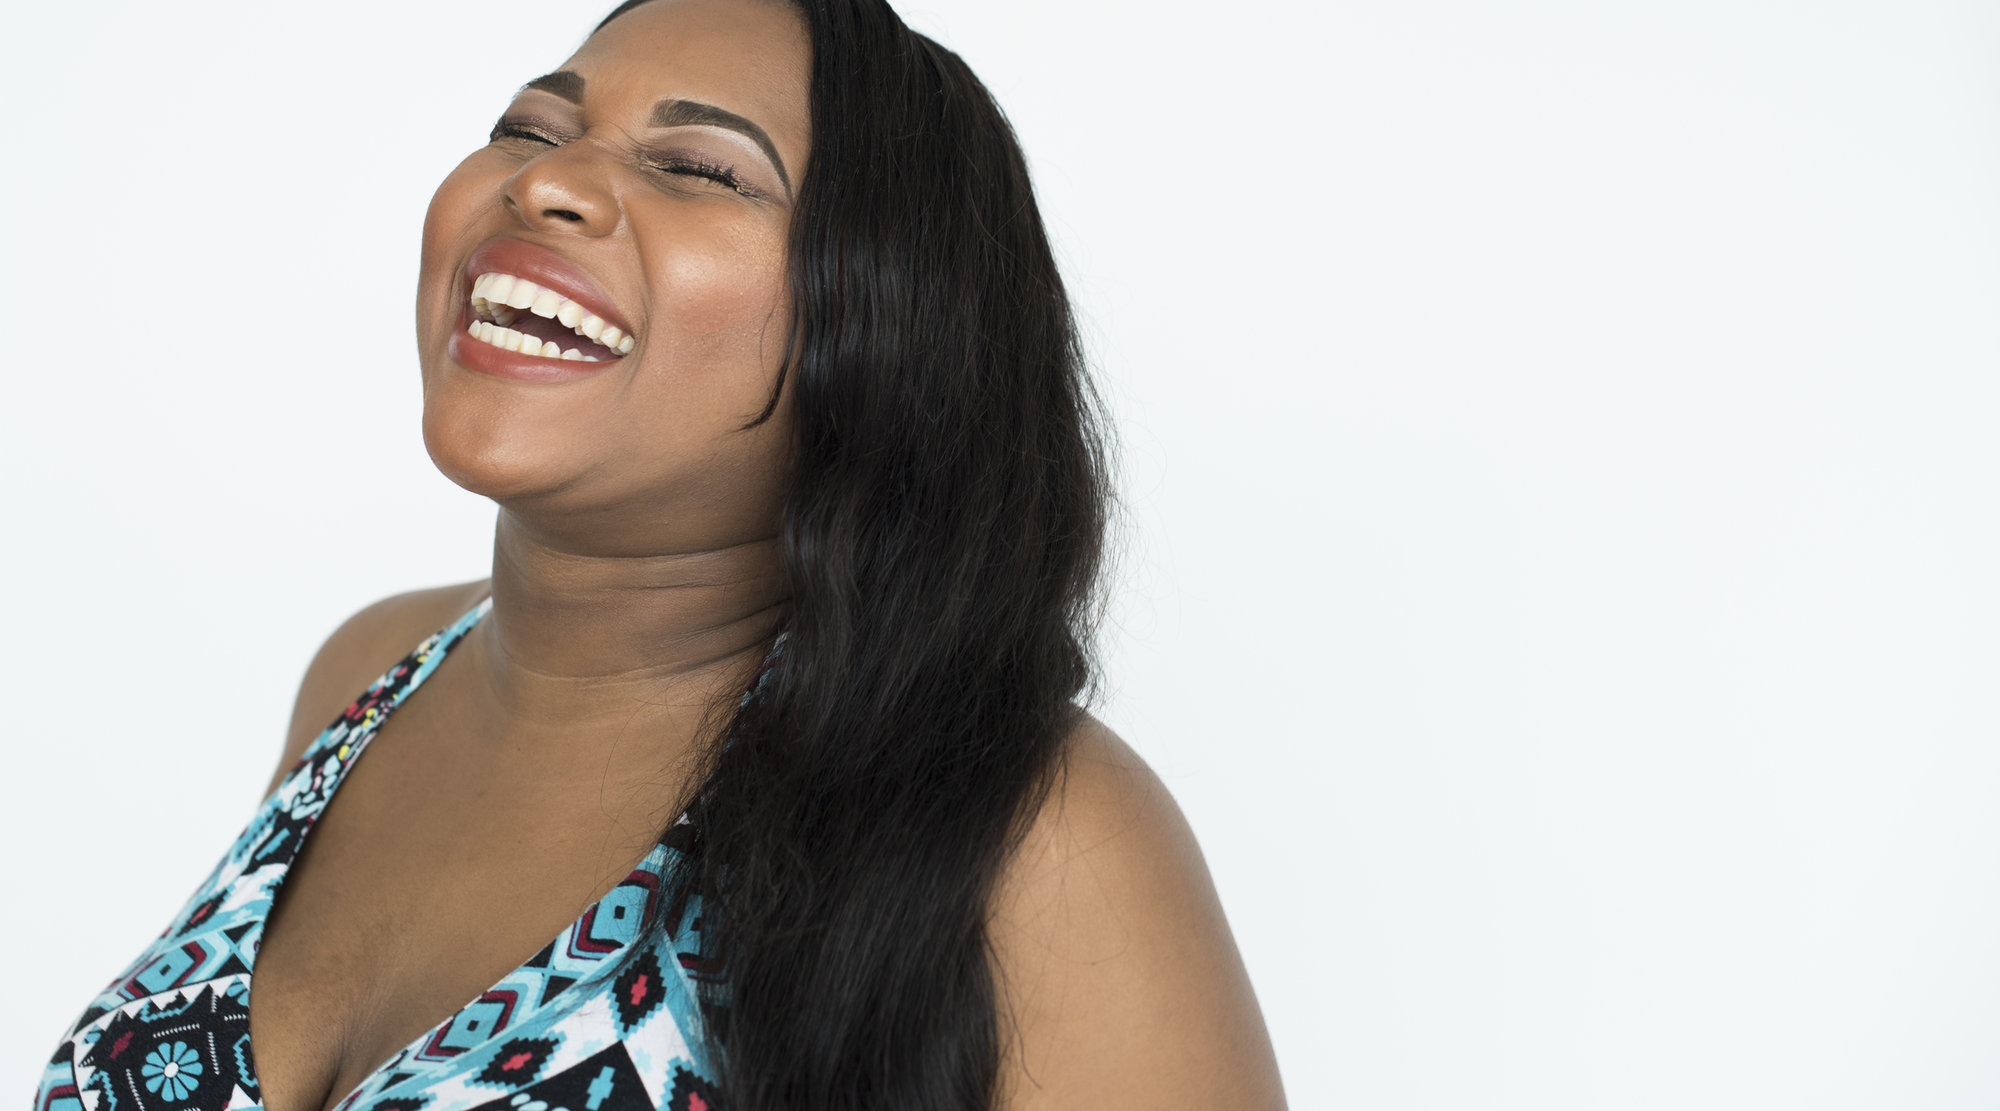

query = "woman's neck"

[{"left": 459, "top": 509, "right": 790, "bottom": 739}]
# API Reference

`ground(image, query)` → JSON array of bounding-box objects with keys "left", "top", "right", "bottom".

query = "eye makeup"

[
  {"left": 488, "top": 117, "right": 573, "bottom": 145},
  {"left": 504, "top": 71, "right": 794, "bottom": 200},
  {"left": 641, "top": 150, "right": 764, "bottom": 198},
  {"left": 488, "top": 108, "right": 776, "bottom": 200}
]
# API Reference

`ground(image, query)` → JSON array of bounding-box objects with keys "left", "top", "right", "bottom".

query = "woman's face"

[{"left": 416, "top": 0, "right": 810, "bottom": 555}]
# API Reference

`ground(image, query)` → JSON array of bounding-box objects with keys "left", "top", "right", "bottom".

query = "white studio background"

[{"left": 3, "top": 1, "right": 1997, "bottom": 1108}]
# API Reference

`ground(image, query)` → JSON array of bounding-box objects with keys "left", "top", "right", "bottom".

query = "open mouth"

[{"left": 464, "top": 272, "right": 636, "bottom": 362}]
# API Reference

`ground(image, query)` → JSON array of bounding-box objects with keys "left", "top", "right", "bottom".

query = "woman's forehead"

[
  {"left": 552, "top": 0, "right": 808, "bottom": 129},
  {"left": 552, "top": 0, "right": 810, "bottom": 164}
]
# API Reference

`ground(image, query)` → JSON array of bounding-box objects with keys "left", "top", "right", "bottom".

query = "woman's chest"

[{"left": 246, "top": 715, "right": 684, "bottom": 1111}]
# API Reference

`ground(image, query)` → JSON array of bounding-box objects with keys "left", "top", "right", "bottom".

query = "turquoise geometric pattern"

[{"left": 30, "top": 600, "right": 731, "bottom": 1111}]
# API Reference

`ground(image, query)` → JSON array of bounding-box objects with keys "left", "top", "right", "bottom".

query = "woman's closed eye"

[
  {"left": 488, "top": 118, "right": 764, "bottom": 199},
  {"left": 641, "top": 153, "right": 762, "bottom": 198},
  {"left": 489, "top": 119, "right": 565, "bottom": 146}
]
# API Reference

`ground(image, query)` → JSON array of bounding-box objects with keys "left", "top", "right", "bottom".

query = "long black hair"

[{"left": 595, "top": 1, "right": 1114, "bottom": 1108}]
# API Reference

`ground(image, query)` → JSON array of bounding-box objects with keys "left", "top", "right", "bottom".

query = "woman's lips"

[
  {"left": 448, "top": 313, "right": 618, "bottom": 383},
  {"left": 449, "top": 237, "right": 637, "bottom": 382},
  {"left": 461, "top": 237, "right": 637, "bottom": 356},
  {"left": 467, "top": 273, "right": 631, "bottom": 360}
]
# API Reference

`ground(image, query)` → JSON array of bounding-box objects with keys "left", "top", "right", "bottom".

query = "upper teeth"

[{"left": 467, "top": 272, "right": 637, "bottom": 357}]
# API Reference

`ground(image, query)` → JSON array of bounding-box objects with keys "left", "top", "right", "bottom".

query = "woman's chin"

[{"left": 420, "top": 405, "right": 597, "bottom": 505}]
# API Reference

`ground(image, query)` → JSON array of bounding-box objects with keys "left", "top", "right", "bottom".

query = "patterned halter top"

[{"left": 30, "top": 599, "right": 730, "bottom": 1111}]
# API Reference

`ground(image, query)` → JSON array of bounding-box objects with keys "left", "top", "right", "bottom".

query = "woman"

[{"left": 31, "top": 0, "right": 1284, "bottom": 1108}]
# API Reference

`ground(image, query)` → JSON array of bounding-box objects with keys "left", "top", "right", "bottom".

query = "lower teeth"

[{"left": 466, "top": 321, "right": 600, "bottom": 361}]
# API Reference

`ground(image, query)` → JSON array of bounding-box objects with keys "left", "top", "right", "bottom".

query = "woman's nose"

[{"left": 503, "top": 142, "right": 619, "bottom": 235}]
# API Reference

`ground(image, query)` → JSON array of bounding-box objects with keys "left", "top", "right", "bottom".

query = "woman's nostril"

[{"left": 546, "top": 209, "right": 585, "bottom": 223}]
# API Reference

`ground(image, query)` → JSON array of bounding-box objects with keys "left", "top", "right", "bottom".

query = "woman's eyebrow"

[
  {"left": 519, "top": 70, "right": 585, "bottom": 104},
  {"left": 651, "top": 98, "right": 792, "bottom": 195},
  {"left": 513, "top": 71, "right": 792, "bottom": 197}
]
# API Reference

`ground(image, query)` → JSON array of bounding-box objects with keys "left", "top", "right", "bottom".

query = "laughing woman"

[{"left": 31, "top": 1, "right": 1284, "bottom": 1109}]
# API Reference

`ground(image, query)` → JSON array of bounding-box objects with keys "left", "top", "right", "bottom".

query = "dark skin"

[{"left": 247, "top": 2, "right": 1285, "bottom": 1109}]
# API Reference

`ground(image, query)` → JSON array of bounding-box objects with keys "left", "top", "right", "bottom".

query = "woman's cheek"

[
  {"left": 647, "top": 226, "right": 792, "bottom": 382},
  {"left": 416, "top": 158, "right": 495, "bottom": 348}
]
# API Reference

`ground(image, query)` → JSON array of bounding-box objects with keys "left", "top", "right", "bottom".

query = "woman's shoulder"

[
  {"left": 988, "top": 714, "right": 1287, "bottom": 1110},
  {"left": 260, "top": 578, "right": 492, "bottom": 796}
]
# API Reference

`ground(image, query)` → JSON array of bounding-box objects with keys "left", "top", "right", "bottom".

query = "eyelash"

[{"left": 487, "top": 121, "right": 761, "bottom": 198}]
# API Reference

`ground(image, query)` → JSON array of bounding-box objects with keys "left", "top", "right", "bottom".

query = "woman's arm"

[{"left": 989, "top": 717, "right": 1287, "bottom": 1110}]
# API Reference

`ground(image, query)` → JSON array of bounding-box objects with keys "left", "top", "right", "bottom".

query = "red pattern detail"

[
  {"left": 501, "top": 1052, "right": 533, "bottom": 1072},
  {"left": 689, "top": 1096, "right": 707, "bottom": 1111},
  {"left": 677, "top": 951, "right": 723, "bottom": 975},
  {"left": 628, "top": 975, "right": 650, "bottom": 1006},
  {"left": 109, "top": 1031, "right": 133, "bottom": 1060}
]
